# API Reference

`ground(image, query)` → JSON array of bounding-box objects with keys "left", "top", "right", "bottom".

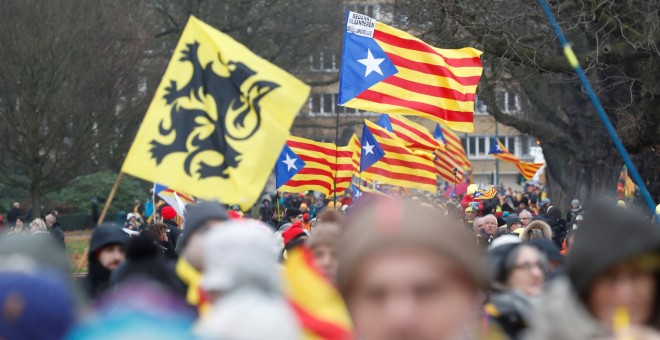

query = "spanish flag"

[
  {"left": 339, "top": 11, "right": 483, "bottom": 132},
  {"left": 121, "top": 16, "right": 310, "bottom": 210},
  {"left": 283, "top": 247, "right": 352, "bottom": 340}
]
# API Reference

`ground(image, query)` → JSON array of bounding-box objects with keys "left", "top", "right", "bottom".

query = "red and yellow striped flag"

[
  {"left": 278, "top": 137, "right": 354, "bottom": 197},
  {"left": 283, "top": 247, "right": 352, "bottom": 340},
  {"left": 435, "top": 124, "right": 471, "bottom": 170},
  {"left": 515, "top": 162, "right": 544, "bottom": 181},
  {"left": 434, "top": 150, "right": 465, "bottom": 184},
  {"left": 385, "top": 114, "right": 445, "bottom": 153},
  {"left": 352, "top": 120, "right": 437, "bottom": 192},
  {"left": 339, "top": 12, "right": 483, "bottom": 132}
]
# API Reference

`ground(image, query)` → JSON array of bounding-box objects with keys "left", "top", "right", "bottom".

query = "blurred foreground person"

[
  {"left": 174, "top": 201, "right": 228, "bottom": 314},
  {"left": 0, "top": 235, "right": 77, "bottom": 340},
  {"left": 308, "top": 216, "right": 342, "bottom": 282},
  {"left": 82, "top": 224, "right": 130, "bottom": 300},
  {"left": 338, "top": 198, "right": 485, "bottom": 340},
  {"left": 485, "top": 236, "right": 548, "bottom": 338},
  {"left": 196, "top": 220, "right": 300, "bottom": 339},
  {"left": 525, "top": 204, "right": 660, "bottom": 339}
]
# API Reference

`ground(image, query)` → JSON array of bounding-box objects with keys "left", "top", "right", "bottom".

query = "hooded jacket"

[
  {"left": 82, "top": 224, "right": 130, "bottom": 300},
  {"left": 520, "top": 220, "right": 553, "bottom": 242}
]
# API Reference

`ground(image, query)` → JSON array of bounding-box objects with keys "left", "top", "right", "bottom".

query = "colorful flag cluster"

[
  {"left": 153, "top": 183, "right": 196, "bottom": 217},
  {"left": 488, "top": 138, "right": 544, "bottom": 180},
  {"left": 338, "top": 11, "right": 483, "bottom": 132}
]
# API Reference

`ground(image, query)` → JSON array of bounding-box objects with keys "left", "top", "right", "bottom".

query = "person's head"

[
  {"left": 482, "top": 214, "right": 498, "bottom": 235},
  {"left": 338, "top": 198, "right": 485, "bottom": 340},
  {"left": 546, "top": 205, "right": 562, "bottom": 221},
  {"left": 506, "top": 214, "right": 522, "bottom": 232},
  {"left": 464, "top": 206, "right": 477, "bottom": 222},
  {"left": 299, "top": 203, "right": 308, "bottom": 213},
  {"left": 134, "top": 199, "right": 140, "bottom": 205},
  {"left": 489, "top": 243, "right": 547, "bottom": 296},
  {"left": 281, "top": 224, "right": 307, "bottom": 252},
  {"left": 89, "top": 224, "right": 130, "bottom": 271},
  {"left": 473, "top": 217, "right": 484, "bottom": 234},
  {"left": 519, "top": 210, "right": 532, "bottom": 227},
  {"left": 180, "top": 202, "right": 229, "bottom": 271},
  {"left": 571, "top": 199, "right": 580, "bottom": 209},
  {"left": 521, "top": 220, "right": 553, "bottom": 241},
  {"left": 308, "top": 222, "right": 341, "bottom": 282},
  {"left": 161, "top": 206, "right": 177, "bottom": 222},
  {"left": 45, "top": 214, "right": 56, "bottom": 227},
  {"left": 575, "top": 214, "right": 584, "bottom": 227},
  {"left": 569, "top": 204, "right": 660, "bottom": 329},
  {"left": 148, "top": 223, "right": 168, "bottom": 241},
  {"left": 29, "top": 218, "right": 48, "bottom": 234},
  {"left": 15, "top": 217, "right": 24, "bottom": 230},
  {"left": 12, "top": 202, "right": 19, "bottom": 208},
  {"left": 126, "top": 213, "right": 136, "bottom": 223},
  {"left": 284, "top": 208, "right": 302, "bottom": 223}
]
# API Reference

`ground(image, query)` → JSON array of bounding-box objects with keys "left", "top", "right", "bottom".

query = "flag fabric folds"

[
  {"left": 488, "top": 138, "right": 544, "bottom": 180},
  {"left": 277, "top": 137, "right": 354, "bottom": 197},
  {"left": 377, "top": 114, "right": 444, "bottom": 153},
  {"left": 354, "top": 120, "right": 437, "bottom": 192},
  {"left": 121, "top": 16, "right": 310, "bottom": 211},
  {"left": 473, "top": 186, "right": 498, "bottom": 200},
  {"left": 338, "top": 11, "right": 483, "bottom": 132},
  {"left": 154, "top": 183, "right": 196, "bottom": 217},
  {"left": 435, "top": 124, "right": 471, "bottom": 170},
  {"left": 360, "top": 123, "right": 386, "bottom": 172},
  {"left": 433, "top": 124, "right": 468, "bottom": 183},
  {"left": 283, "top": 247, "right": 353, "bottom": 340}
]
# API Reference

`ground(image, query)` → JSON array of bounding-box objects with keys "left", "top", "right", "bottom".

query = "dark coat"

[
  {"left": 50, "top": 222, "right": 66, "bottom": 248},
  {"left": 81, "top": 224, "right": 130, "bottom": 300},
  {"left": 6, "top": 207, "right": 20, "bottom": 224},
  {"left": 163, "top": 219, "right": 181, "bottom": 250}
]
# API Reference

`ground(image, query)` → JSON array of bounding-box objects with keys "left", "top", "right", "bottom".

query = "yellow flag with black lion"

[{"left": 122, "top": 16, "right": 310, "bottom": 210}]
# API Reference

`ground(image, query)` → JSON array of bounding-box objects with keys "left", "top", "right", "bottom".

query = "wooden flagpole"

[{"left": 97, "top": 172, "right": 124, "bottom": 225}]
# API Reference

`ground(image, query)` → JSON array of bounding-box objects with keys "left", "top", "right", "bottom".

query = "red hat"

[
  {"left": 228, "top": 211, "right": 242, "bottom": 219},
  {"left": 161, "top": 206, "right": 177, "bottom": 220},
  {"left": 282, "top": 224, "right": 306, "bottom": 246},
  {"left": 303, "top": 213, "right": 310, "bottom": 222}
]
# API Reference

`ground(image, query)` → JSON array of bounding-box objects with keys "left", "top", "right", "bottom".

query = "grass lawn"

[{"left": 65, "top": 230, "right": 91, "bottom": 276}]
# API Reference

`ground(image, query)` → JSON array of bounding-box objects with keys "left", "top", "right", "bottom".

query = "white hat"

[
  {"left": 126, "top": 213, "right": 135, "bottom": 221},
  {"left": 489, "top": 234, "right": 522, "bottom": 250}
]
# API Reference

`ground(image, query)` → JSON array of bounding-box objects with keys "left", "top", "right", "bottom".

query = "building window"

[
  {"left": 307, "top": 93, "right": 368, "bottom": 116},
  {"left": 521, "top": 136, "right": 531, "bottom": 156},
  {"left": 348, "top": 3, "right": 379, "bottom": 19},
  {"left": 309, "top": 51, "right": 338, "bottom": 72},
  {"left": 496, "top": 91, "right": 520, "bottom": 114}
]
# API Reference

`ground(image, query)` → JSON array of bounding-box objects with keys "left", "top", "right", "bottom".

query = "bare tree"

[
  {"left": 393, "top": 0, "right": 660, "bottom": 209},
  {"left": 0, "top": 0, "right": 154, "bottom": 217}
]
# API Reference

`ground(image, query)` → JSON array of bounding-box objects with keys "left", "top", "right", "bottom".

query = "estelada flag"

[
  {"left": 122, "top": 16, "right": 310, "bottom": 210},
  {"left": 338, "top": 11, "right": 483, "bottom": 132}
]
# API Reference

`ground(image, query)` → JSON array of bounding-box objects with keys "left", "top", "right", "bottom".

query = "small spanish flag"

[{"left": 283, "top": 247, "right": 352, "bottom": 340}]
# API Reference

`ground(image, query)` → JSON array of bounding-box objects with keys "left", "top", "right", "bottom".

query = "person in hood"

[
  {"left": 567, "top": 199, "right": 583, "bottom": 223},
  {"left": 520, "top": 220, "right": 553, "bottom": 242},
  {"left": 196, "top": 220, "right": 300, "bottom": 339},
  {"left": 160, "top": 206, "right": 181, "bottom": 249},
  {"left": 337, "top": 198, "right": 486, "bottom": 339},
  {"left": 525, "top": 203, "right": 660, "bottom": 339},
  {"left": 534, "top": 206, "right": 566, "bottom": 248},
  {"left": 485, "top": 237, "right": 548, "bottom": 339},
  {"left": 82, "top": 224, "right": 130, "bottom": 300},
  {"left": 174, "top": 201, "right": 228, "bottom": 315}
]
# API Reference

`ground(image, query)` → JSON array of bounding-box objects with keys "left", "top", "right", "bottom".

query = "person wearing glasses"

[
  {"left": 519, "top": 209, "right": 533, "bottom": 227},
  {"left": 484, "top": 236, "right": 548, "bottom": 338}
]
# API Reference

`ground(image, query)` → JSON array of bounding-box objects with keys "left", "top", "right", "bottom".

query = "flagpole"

[
  {"left": 98, "top": 172, "right": 124, "bottom": 225},
  {"left": 333, "top": 110, "right": 339, "bottom": 204},
  {"left": 537, "top": 0, "right": 658, "bottom": 221}
]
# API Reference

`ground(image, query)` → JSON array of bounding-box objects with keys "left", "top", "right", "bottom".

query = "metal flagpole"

[
  {"left": 537, "top": 0, "right": 658, "bottom": 221},
  {"left": 333, "top": 110, "right": 339, "bottom": 205}
]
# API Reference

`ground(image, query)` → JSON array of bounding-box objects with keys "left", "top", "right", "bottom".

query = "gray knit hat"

[{"left": 179, "top": 201, "right": 228, "bottom": 250}]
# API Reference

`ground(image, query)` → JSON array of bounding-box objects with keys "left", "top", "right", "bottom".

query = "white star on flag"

[
  {"left": 363, "top": 141, "right": 375, "bottom": 155},
  {"left": 282, "top": 153, "right": 299, "bottom": 171},
  {"left": 357, "top": 49, "right": 385, "bottom": 77}
]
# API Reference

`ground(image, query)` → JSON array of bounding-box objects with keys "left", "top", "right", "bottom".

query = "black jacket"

[
  {"left": 163, "top": 219, "right": 181, "bottom": 250},
  {"left": 534, "top": 214, "right": 567, "bottom": 248},
  {"left": 6, "top": 207, "right": 20, "bottom": 224},
  {"left": 81, "top": 224, "right": 129, "bottom": 300},
  {"left": 50, "top": 222, "right": 66, "bottom": 248}
]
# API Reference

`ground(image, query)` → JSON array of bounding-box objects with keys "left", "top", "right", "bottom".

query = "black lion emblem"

[{"left": 150, "top": 41, "right": 279, "bottom": 179}]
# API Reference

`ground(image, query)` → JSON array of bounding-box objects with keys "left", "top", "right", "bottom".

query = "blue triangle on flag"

[
  {"left": 434, "top": 124, "right": 446, "bottom": 144},
  {"left": 376, "top": 114, "right": 394, "bottom": 132},
  {"left": 488, "top": 137, "right": 502, "bottom": 155},
  {"left": 275, "top": 144, "right": 306, "bottom": 188},
  {"left": 360, "top": 124, "right": 385, "bottom": 172}
]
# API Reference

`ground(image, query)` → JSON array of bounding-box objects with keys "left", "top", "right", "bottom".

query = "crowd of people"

[{"left": 0, "top": 185, "right": 659, "bottom": 339}]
